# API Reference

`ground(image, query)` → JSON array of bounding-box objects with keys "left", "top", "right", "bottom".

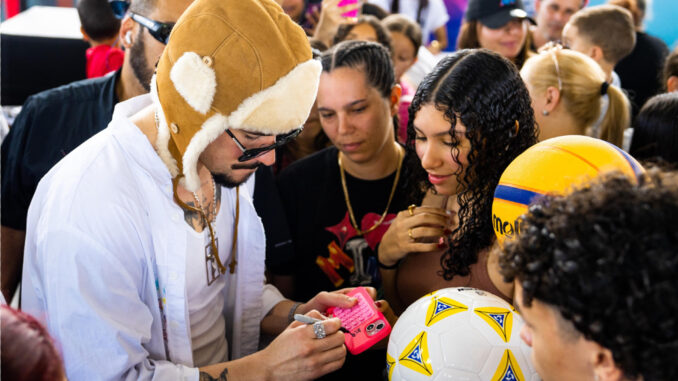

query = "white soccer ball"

[{"left": 386, "top": 287, "right": 540, "bottom": 381}]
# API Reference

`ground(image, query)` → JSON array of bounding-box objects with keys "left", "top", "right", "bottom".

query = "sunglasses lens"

[
  {"left": 236, "top": 129, "right": 301, "bottom": 162},
  {"left": 160, "top": 26, "right": 173, "bottom": 44},
  {"left": 151, "top": 25, "right": 173, "bottom": 45},
  {"left": 150, "top": 31, "right": 166, "bottom": 44},
  {"left": 276, "top": 128, "right": 302, "bottom": 144},
  {"left": 239, "top": 152, "right": 258, "bottom": 162},
  {"left": 109, "top": 0, "right": 129, "bottom": 18},
  {"left": 238, "top": 147, "right": 273, "bottom": 162}
]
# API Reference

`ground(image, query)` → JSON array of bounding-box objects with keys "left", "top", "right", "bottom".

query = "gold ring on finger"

[
  {"left": 408, "top": 204, "right": 416, "bottom": 216},
  {"left": 408, "top": 228, "right": 414, "bottom": 241}
]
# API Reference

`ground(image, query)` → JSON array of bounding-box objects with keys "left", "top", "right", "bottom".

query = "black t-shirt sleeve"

[
  {"left": 1, "top": 97, "right": 40, "bottom": 230},
  {"left": 252, "top": 165, "right": 297, "bottom": 275},
  {"left": 271, "top": 162, "right": 303, "bottom": 275},
  {"left": 1, "top": 74, "right": 118, "bottom": 231}
]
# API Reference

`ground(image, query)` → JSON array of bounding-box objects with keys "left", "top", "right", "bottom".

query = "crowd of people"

[{"left": 1, "top": 0, "right": 677, "bottom": 380}]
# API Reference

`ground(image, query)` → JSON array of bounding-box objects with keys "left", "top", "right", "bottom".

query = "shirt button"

[
  {"left": 171, "top": 321, "right": 180, "bottom": 329},
  {"left": 169, "top": 271, "right": 178, "bottom": 281}
]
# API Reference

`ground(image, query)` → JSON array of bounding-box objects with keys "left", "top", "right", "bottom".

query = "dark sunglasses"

[
  {"left": 130, "top": 12, "right": 174, "bottom": 45},
  {"left": 108, "top": 0, "right": 174, "bottom": 45},
  {"left": 227, "top": 128, "right": 302, "bottom": 162}
]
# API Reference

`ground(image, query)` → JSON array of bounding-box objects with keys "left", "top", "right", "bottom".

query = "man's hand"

[{"left": 257, "top": 311, "right": 346, "bottom": 380}]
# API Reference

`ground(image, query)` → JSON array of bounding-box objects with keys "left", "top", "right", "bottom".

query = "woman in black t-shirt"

[
  {"left": 276, "top": 40, "right": 419, "bottom": 300},
  {"left": 276, "top": 40, "right": 417, "bottom": 380}
]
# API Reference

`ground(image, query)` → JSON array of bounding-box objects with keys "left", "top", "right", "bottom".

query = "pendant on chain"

[{"left": 205, "top": 237, "right": 220, "bottom": 285}]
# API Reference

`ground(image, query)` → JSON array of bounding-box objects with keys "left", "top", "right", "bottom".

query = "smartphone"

[
  {"left": 338, "top": 0, "right": 359, "bottom": 18},
  {"left": 326, "top": 287, "right": 392, "bottom": 355}
]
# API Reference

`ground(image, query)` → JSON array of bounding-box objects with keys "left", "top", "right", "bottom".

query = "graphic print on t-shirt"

[{"left": 316, "top": 211, "right": 396, "bottom": 288}]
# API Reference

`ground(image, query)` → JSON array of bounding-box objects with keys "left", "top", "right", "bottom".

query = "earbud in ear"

[{"left": 125, "top": 31, "right": 132, "bottom": 45}]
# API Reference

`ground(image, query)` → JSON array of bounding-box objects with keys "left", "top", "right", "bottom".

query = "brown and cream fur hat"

[{"left": 150, "top": 0, "right": 321, "bottom": 191}]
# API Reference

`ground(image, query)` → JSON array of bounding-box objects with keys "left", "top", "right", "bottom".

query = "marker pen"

[{"left": 294, "top": 314, "right": 350, "bottom": 333}]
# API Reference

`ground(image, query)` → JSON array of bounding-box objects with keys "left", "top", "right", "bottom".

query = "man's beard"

[
  {"left": 213, "top": 173, "right": 242, "bottom": 188},
  {"left": 129, "top": 28, "right": 153, "bottom": 92},
  {"left": 212, "top": 163, "right": 262, "bottom": 188}
]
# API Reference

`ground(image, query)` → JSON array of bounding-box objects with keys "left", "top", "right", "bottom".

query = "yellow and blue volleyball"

[{"left": 492, "top": 135, "right": 644, "bottom": 245}]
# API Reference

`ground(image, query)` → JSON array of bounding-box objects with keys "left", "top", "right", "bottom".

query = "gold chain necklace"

[
  {"left": 338, "top": 144, "right": 403, "bottom": 236},
  {"left": 191, "top": 176, "right": 218, "bottom": 224}
]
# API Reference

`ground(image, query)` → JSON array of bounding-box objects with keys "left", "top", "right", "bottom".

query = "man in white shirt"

[{"left": 21, "top": 0, "right": 362, "bottom": 380}]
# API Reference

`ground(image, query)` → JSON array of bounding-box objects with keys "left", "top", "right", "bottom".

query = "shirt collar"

[{"left": 110, "top": 94, "right": 174, "bottom": 190}]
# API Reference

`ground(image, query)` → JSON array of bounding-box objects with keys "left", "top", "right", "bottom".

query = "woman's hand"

[
  {"left": 313, "top": 0, "right": 363, "bottom": 47},
  {"left": 378, "top": 205, "right": 453, "bottom": 267}
]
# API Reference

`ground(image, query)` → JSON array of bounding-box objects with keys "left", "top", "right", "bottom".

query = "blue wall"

[{"left": 445, "top": 0, "right": 677, "bottom": 51}]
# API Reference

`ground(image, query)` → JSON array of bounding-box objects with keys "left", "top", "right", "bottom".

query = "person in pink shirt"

[{"left": 78, "top": 0, "right": 124, "bottom": 78}]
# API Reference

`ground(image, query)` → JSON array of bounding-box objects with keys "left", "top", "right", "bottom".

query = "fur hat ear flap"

[
  {"left": 150, "top": 75, "right": 179, "bottom": 177},
  {"left": 181, "top": 113, "right": 229, "bottom": 192},
  {"left": 170, "top": 52, "right": 217, "bottom": 115}
]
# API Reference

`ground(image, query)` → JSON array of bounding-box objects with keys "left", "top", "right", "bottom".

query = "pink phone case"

[
  {"left": 338, "top": 0, "right": 359, "bottom": 18},
  {"left": 326, "top": 287, "right": 391, "bottom": 355}
]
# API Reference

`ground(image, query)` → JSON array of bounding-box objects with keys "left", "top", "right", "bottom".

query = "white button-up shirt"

[{"left": 21, "top": 94, "right": 284, "bottom": 381}]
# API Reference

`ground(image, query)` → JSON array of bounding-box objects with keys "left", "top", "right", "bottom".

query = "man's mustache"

[{"left": 231, "top": 162, "right": 263, "bottom": 170}]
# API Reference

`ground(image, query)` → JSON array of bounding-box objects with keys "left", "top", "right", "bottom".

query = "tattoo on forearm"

[{"left": 199, "top": 368, "right": 228, "bottom": 381}]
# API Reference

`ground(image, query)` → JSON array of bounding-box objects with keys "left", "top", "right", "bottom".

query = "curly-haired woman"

[{"left": 377, "top": 49, "right": 538, "bottom": 314}]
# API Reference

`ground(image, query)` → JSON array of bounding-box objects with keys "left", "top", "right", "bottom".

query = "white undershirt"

[{"left": 185, "top": 195, "right": 232, "bottom": 367}]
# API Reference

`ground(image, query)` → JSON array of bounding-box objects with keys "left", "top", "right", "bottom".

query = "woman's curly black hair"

[
  {"left": 403, "top": 48, "right": 537, "bottom": 280},
  {"left": 500, "top": 169, "right": 678, "bottom": 381}
]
